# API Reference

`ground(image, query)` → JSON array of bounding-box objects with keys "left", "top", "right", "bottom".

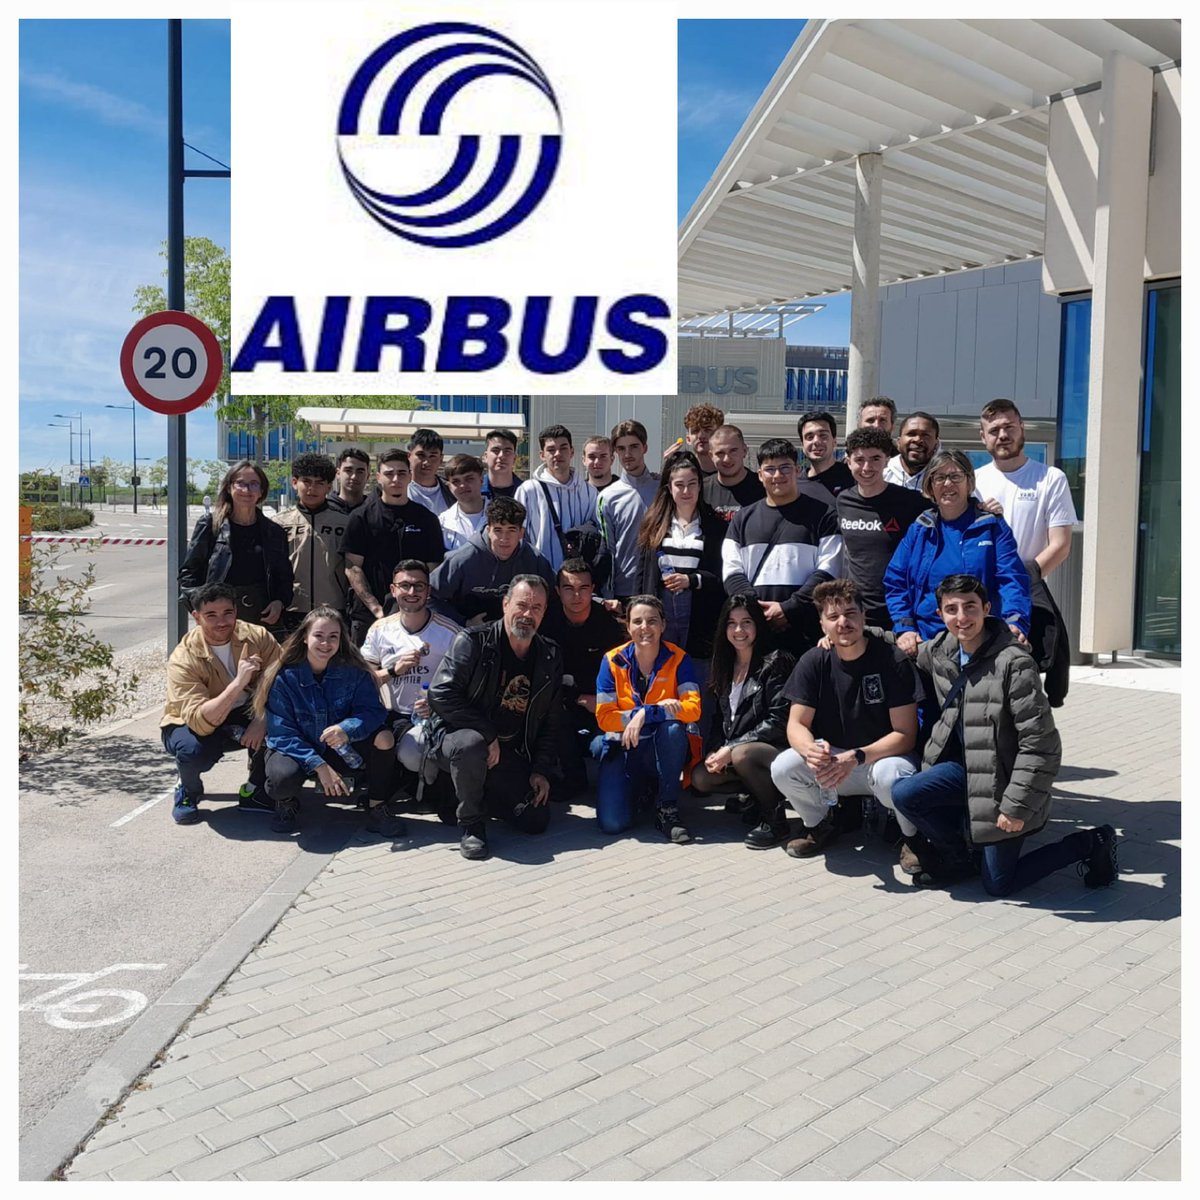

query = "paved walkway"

[{"left": 63, "top": 672, "right": 1181, "bottom": 1181}]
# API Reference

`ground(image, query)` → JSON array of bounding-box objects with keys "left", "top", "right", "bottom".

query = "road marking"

[
  {"left": 86, "top": 584, "right": 114, "bottom": 594},
  {"left": 110, "top": 790, "right": 175, "bottom": 827},
  {"left": 20, "top": 963, "right": 167, "bottom": 1030}
]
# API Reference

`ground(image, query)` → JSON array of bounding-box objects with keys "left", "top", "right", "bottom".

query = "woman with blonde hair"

[
  {"left": 180, "top": 459, "right": 293, "bottom": 629},
  {"left": 253, "top": 605, "right": 403, "bottom": 836}
]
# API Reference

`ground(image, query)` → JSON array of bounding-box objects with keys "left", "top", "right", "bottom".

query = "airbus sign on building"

[{"left": 230, "top": 4, "right": 676, "bottom": 394}]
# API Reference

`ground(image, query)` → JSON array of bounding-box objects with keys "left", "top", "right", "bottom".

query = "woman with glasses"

[
  {"left": 180, "top": 459, "right": 294, "bottom": 631},
  {"left": 634, "top": 449, "right": 727, "bottom": 739},
  {"left": 883, "top": 449, "right": 1029, "bottom": 656}
]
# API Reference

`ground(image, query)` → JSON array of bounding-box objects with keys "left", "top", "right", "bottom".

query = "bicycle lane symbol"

[{"left": 19, "top": 963, "right": 167, "bottom": 1030}]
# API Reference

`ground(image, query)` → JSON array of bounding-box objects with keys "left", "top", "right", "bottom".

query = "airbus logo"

[{"left": 336, "top": 22, "right": 562, "bottom": 247}]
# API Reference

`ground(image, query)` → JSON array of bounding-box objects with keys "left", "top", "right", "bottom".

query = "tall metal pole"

[
  {"left": 166, "top": 18, "right": 188, "bottom": 649},
  {"left": 132, "top": 402, "right": 139, "bottom": 515}
]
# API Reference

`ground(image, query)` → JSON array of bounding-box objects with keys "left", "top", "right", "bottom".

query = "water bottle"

[
  {"left": 814, "top": 739, "right": 839, "bottom": 808},
  {"left": 410, "top": 682, "right": 430, "bottom": 731},
  {"left": 334, "top": 740, "right": 364, "bottom": 770}
]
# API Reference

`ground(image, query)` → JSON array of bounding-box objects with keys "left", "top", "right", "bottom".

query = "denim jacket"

[{"left": 265, "top": 660, "right": 386, "bottom": 772}]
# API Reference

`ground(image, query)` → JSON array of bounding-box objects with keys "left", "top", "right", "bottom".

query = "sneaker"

[
  {"left": 236, "top": 784, "right": 274, "bottom": 815},
  {"left": 365, "top": 803, "right": 408, "bottom": 839},
  {"left": 171, "top": 783, "right": 202, "bottom": 825},
  {"left": 784, "top": 814, "right": 838, "bottom": 858},
  {"left": 460, "top": 823, "right": 489, "bottom": 860},
  {"left": 1080, "top": 824, "right": 1118, "bottom": 888},
  {"left": 655, "top": 807, "right": 692, "bottom": 844},
  {"left": 898, "top": 837, "right": 924, "bottom": 876},
  {"left": 271, "top": 798, "right": 299, "bottom": 834}
]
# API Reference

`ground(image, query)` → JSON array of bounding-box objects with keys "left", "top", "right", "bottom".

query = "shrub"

[
  {"left": 18, "top": 546, "right": 138, "bottom": 757},
  {"left": 30, "top": 506, "right": 95, "bottom": 532}
]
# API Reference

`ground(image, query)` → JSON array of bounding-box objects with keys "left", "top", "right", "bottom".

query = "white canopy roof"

[
  {"left": 678, "top": 19, "right": 1181, "bottom": 319},
  {"left": 295, "top": 407, "right": 526, "bottom": 441}
]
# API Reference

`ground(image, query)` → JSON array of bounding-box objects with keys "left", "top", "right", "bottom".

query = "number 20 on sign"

[{"left": 119, "top": 310, "right": 224, "bottom": 416}]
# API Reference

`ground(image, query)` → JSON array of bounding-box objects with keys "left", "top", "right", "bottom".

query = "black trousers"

[
  {"left": 264, "top": 737, "right": 393, "bottom": 803},
  {"left": 1031, "top": 575, "right": 1071, "bottom": 707},
  {"left": 432, "top": 730, "right": 551, "bottom": 833}
]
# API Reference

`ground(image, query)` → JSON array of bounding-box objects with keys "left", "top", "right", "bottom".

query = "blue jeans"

[
  {"left": 592, "top": 720, "right": 689, "bottom": 834},
  {"left": 162, "top": 716, "right": 263, "bottom": 797},
  {"left": 892, "top": 761, "right": 1092, "bottom": 896}
]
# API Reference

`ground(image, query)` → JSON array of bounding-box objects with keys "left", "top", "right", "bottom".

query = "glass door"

[{"left": 1133, "top": 283, "right": 1181, "bottom": 655}]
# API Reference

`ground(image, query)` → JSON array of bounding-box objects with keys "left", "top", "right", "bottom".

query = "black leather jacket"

[
  {"left": 179, "top": 512, "right": 294, "bottom": 608},
  {"left": 427, "top": 619, "right": 563, "bottom": 776},
  {"left": 707, "top": 648, "right": 796, "bottom": 753}
]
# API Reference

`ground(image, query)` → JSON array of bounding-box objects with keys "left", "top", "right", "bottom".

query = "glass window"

[
  {"left": 1134, "top": 283, "right": 1181, "bottom": 656},
  {"left": 1056, "top": 296, "right": 1092, "bottom": 519}
]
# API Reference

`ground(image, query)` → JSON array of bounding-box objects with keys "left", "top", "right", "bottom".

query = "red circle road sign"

[{"left": 119, "top": 311, "right": 224, "bottom": 415}]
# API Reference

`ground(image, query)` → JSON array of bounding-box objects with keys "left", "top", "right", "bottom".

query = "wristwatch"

[{"left": 852, "top": 748, "right": 866, "bottom": 765}]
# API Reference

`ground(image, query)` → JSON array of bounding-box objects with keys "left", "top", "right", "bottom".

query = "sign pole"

[{"left": 166, "top": 18, "right": 188, "bottom": 651}]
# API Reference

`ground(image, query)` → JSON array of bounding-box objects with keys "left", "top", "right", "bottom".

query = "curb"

[{"left": 18, "top": 831, "right": 352, "bottom": 1181}]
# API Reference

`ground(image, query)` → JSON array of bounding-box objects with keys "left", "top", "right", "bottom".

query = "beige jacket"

[{"left": 161, "top": 621, "right": 281, "bottom": 735}]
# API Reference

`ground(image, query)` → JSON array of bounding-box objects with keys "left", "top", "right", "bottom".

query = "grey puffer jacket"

[{"left": 917, "top": 617, "right": 1060, "bottom": 845}]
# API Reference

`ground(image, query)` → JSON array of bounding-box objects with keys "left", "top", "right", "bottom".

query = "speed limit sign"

[{"left": 119, "top": 311, "right": 224, "bottom": 415}]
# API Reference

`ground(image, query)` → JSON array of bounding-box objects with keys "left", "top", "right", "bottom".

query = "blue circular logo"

[{"left": 337, "top": 22, "right": 562, "bottom": 248}]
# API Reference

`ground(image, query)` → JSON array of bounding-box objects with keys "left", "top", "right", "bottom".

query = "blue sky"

[
  {"left": 19, "top": 16, "right": 849, "bottom": 473},
  {"left": 677, "top": 18, "right": 851, "bottom": 348},
  {"left": 19, "top": 18, "right": 230, "bottom": 473}
]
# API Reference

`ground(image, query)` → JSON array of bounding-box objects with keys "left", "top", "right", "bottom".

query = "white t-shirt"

[
  {"left": 360, "top": 610, "right": 461, "bottom": 714},
  {"left": 406, "top": 478, "right": 452, "bottom": 517},
  {"left": 974, "top": 459, "right": 1077, "bottom": 563},
  {"left": 439, "top": 503, "right": 488, "bottom": 551},
  {"left": 210, "top": 642, "right": 249, "bottom": 706}
]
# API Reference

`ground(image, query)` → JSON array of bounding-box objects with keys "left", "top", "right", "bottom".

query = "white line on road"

[
  {"left": 110, "top": 790, "right": 174, "bottom": 828},
  {"left": 87, "top": 584, "right": 114, "bottom": 594}
]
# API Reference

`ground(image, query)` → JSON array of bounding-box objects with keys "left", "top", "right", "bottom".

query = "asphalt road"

[
  {"left": 18, "top": 719, "right": 365, "bottom": 1140},
  {"left": 27, "top": 506, "right": 204, "bottom": 653}
]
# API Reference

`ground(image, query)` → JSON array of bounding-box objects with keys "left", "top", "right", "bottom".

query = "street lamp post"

[{"left": 105, "top": 402, "right": 139, "bottom": 513}]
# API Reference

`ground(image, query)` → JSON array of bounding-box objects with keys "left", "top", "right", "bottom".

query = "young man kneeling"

[{"left": 891, "top": 574, "right": 1117, "bottom": 893}]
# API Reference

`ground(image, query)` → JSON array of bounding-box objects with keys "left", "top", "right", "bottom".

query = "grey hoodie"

[
  {"left": 429, "top": 530, "right": 556, "bottom": 625},
  {"left": 596, "top": 478, "right": 648, "bottom": 598}
]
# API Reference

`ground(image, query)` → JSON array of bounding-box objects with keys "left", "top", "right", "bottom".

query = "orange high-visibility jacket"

[{"left": 596, "top": 639, "right": 703, "bottom": 783}]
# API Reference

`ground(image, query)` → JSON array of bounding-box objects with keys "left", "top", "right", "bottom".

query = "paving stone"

[
  {"left": 172, "top": 1138, "right": 274, "bottom": 1181},
  {"left": 238, "top": 1142, "right": 336, "bottom": 1181}
]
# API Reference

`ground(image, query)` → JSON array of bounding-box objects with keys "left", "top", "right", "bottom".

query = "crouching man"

[
  {"left": 426, "top": 576, "right": 563, "bottom": 860},
  {"left": 891, "top": 574, "right": 1117, "bottom": 893},
  {"left": 770, "top": 579, "right": 920, "bottom": 859},
  {"left": 161, "top": 582, "right": 281, "bottom": 824}
]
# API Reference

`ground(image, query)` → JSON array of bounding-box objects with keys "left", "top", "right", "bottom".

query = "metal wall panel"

[
  {"left": 915, "top": 291, "right": 957, "bottom": 411},
  {"left": 973, "top": 283, "right": 1019, "bottom": 408}
]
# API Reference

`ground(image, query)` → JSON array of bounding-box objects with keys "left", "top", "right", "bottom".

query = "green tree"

[
  {"left": 19, "top": 547, "right": 139, "bottom": 756},
  {"left": 132, "top": 237, "right": 425, "bottom": 462}
]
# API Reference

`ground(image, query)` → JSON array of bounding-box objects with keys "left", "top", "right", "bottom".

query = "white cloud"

[
  {"left": 21, "top": 67, "right": 164, "bottom": 138},
  {"left": 678, "top": 86, "right": 756, "bottom": 133}
]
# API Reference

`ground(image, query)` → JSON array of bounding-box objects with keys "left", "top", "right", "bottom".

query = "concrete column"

[
  {"left": 846, "top": 153, "right": 882, "bottom": 433},
  {"left": 1079, "top": 53, "right": 1154, "bottom": 655}
]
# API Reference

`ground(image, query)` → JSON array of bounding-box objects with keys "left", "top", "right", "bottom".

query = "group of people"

[{"left": 162, "top": 401, "right": 1117, "bottom": 894}]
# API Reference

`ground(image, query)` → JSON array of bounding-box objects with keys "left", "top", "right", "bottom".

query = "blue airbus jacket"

[
  {"left": 883, "top": 503, "right": 1031, "bottom": 639},
  {"left": 265, "top": 660, "right": 387, "bottom": 773}
]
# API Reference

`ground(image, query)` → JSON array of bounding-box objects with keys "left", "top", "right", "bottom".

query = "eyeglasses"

[
  {"left": 393, "top": 581, "right": 428, "bottom": 592},
  {"left": 232, "top": 479, "right": 262, "bottom": 492},
  {"left": 760, "top": 464, "right": 795, "bottom": 477},
  {"left": 930, "top": 472, "right": 968, "bottom": 487}
]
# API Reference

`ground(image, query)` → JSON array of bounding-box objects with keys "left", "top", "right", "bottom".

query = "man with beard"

[
  {"left": 426, "top": 576, "right": 562, "bottom": 859},
  {"left": 858, "top": 396, "right": 897, "bottom": 438},
  {"left": 884, "top": 412, "right": 940, "bottom": 492},
  {"left": 799, "top": 412, "right": 854, "bottom": 499},
  {"left": 974, "top": 399, "right": 1077, "bottom": 707}
]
